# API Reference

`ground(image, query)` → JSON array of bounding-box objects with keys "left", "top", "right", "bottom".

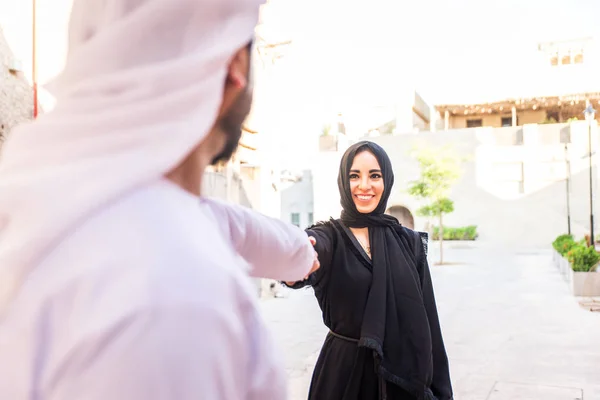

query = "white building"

[{"left": 280, "top": 170, "right": 314, "bottom": 229}]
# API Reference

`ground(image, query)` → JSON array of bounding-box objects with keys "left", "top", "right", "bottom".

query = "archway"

[{"left": 386, "top": 205, "right": 415, "bottom": 230}]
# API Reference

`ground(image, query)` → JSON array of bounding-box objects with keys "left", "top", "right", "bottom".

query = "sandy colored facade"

[
  {"left": 435, "top": 38, "right": 599, "bottom": 131},
  {"left": 436, "top": 94, "right": 598, "bottom": 131}
]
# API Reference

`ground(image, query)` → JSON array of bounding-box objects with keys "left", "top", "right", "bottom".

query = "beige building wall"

[
  {"left": 393, "top": 90, "right": 431, "bottom": 133},
  {"left": 449, "top": 109, "right": 548, "bottom": 129},
  {"left": 519, "top": 110, "right": 547, "bottom": 124}
]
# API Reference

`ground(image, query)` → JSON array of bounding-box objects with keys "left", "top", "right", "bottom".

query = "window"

[
  {"left": 307, "top": 212, "right": 314, "bottom": 226},
  {"left": 240, "top": 164, "right": 258, "bottom": 180},
  {"left": 546, "top": 111, "right": 559, "bottom": 124},
  {"left": 466, "top": 119, "right": 483, "bottom": 128},
  {"left": 501, "top": 117, "right": 512, "bottom": 127},
  {"left": 539, "top": 39, "right": 590, "bottom": 67},
  {"left": 212, "top": 163, "right": 226, "bottom": 173},
  {"left": 8, "top": 59, "right": 22, "bottom": 75},
  {"left": 291, "top": 213, "right": 300, "bottom": 227}
]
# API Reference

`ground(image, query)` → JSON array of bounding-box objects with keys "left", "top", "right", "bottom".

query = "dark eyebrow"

[{"left": 349, "top": 169, "right": 382, "bottom": 173}]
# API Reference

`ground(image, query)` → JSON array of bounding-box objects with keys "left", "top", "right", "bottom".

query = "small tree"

[{"left": 407, "top": 146, "right": 461, "bottom": 265}]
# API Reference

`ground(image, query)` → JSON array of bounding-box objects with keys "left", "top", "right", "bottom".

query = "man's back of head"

[{"left": 0, "top": 0, "right": 263, "bottom": 312}]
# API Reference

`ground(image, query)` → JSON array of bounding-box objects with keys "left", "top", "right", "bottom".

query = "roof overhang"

[{"left": 436, "top": 91, "right": 600, "bottom": 116}]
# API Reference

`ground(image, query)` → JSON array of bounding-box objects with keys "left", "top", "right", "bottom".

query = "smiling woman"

[{"left": 283, "top": 141, "right": 453, "bottom": 400}]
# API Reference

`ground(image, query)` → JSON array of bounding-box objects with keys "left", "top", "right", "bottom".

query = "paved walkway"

[{"left": 259, "top": 243, "right": 600, "bottom": 400}]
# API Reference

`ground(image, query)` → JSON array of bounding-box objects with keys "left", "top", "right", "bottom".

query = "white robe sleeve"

[
  {"left": 46, "top": 303, "right": 263, "bottom": 400},
  {"left": 204, "top": 198, "right": 314, "bottom": 281}
]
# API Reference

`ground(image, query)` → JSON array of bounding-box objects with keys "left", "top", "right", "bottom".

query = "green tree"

[{"left": 407, "top": 146, "right": 462, "bottom": 264}]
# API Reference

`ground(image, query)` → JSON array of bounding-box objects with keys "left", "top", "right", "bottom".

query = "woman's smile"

[{"left": 354, "top": 194, "right": 375, "bottom": 203}]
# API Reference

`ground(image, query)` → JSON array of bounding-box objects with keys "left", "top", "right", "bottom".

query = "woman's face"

[{"left": 349, "top": 150, "right": 384, "bottom": 214}]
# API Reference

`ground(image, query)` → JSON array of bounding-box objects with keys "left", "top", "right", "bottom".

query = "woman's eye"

[
  {"left": 349, "top": 174, "right": 359, "bottom": 180},
  {"left": 371, "top": 174, "right": 382, "bottom": 179}
]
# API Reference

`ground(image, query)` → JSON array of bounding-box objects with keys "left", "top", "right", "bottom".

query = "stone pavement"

[
  {"left": 259, "top": 243, "right": 600, "bottom": 400},
  {"left": 259, "top": 286, "right": 326, "bottom": 400}
]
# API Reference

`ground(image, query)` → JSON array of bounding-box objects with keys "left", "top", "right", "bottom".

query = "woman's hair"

[{"left": 353, "top": 143, "right": 375, "bottom": 157}]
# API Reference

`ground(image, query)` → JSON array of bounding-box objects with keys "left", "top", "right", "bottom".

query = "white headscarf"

[{"left": 0, "top": 0, "right": 263, "bottom": 313}]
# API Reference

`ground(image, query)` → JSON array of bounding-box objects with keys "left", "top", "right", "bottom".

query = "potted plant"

[
  {"left": 318, "top": 124, "right": 338, "bottom": 152},
  {"left": 565, "top": 244, "right": 600, "bottom": 296},
  {"left": 552, "top": 234, "right": 576, "bottom": 280}
]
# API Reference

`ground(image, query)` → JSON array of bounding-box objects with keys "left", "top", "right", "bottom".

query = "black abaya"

[{"left": 288, "top": 220, "right": 452, "bottom": 400}]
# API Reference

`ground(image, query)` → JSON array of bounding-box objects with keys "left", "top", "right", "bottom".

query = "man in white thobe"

[{"left": 0, "top": 0, "right": 316, "bottom": 399}]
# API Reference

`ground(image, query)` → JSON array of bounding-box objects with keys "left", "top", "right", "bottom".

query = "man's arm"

[
  {"left": 46, "top": 304, "right": 250, "bottom": 400},
  {"left": 205, "top": 198, "right": 316, "bottom": 282}
]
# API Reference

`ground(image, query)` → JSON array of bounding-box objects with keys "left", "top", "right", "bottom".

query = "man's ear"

[{"left": 219, "top": 46, "right": 251, "bottom": 116}]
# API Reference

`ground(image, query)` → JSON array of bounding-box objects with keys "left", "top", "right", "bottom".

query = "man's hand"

[
  {"left": 285, "top": 237, "right": 320, "bottom": 286},
  {"left": 304, "top": 236, "right": 320, "bottom": 280}
]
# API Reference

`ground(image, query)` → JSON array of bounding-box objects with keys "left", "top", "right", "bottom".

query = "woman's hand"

[{"left": 305, "top": 236, "right": 320, "bottom": 279}]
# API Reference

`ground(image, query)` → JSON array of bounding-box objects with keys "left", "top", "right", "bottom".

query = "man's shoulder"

[
  {"left": 65, "top": 180, "right": 232, "bottom": 263},
  {"left": 37, "top": 180, "right": 253, "bottom": 316}
]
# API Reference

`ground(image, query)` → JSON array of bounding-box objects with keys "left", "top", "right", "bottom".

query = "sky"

[
  {"left": 274, "top": 0, "right": 600, "bottom": 104},
  {"left": 0, "top": 0, "right": 599, "bottom": 168},
  {"left": 0, "top": 0, "right": 72, "bottom": 107},
  {"left": 2, "top": 0, "right": 598, "bottom": 103}
]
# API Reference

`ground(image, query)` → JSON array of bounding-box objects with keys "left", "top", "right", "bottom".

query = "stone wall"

[{"left": 0, "top": 27, "right": 34, "bottom": 146}]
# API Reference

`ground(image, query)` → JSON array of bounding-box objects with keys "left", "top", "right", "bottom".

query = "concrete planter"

[
  {"left": 318, "top": 135, "right": 338, "bottom": 152},
  {"left": 553, "top": 250, "right": 600, "bottom": 296},
  {"left": 572, "top": 271, "right": 600, "bottom": 297},
  {"left": 561, "top": 255, "right": 572, "bottom": 282},
  {"left": 552, "top": 250, "right": 572, "bottom": 282}
]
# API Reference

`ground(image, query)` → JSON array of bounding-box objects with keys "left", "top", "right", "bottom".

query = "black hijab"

[
  {"left": 337, "top": 141, "right": 398, "bottom": 228},
  {"left": 338, "top": 141, "right": 436, "bottom": 399}
]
